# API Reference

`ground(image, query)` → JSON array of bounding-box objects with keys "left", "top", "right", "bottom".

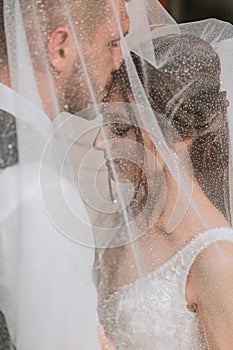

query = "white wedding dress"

[{"left": 100, "top": 227, "right": 233, "bottom": 350}]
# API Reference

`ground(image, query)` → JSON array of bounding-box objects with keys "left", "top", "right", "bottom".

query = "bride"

[{"left": 94, "top": 32, "right": 233, "bottom": 349}]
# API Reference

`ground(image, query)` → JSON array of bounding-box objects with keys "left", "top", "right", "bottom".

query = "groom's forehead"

[
  {"left": 88, "top": 0, "right": 129, "bottom": 45},
  {"left": 106, "top": 0, "right": 130, "bottom": 36}
]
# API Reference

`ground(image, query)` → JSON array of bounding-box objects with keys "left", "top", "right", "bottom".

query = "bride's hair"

[
  {"left": 137, "top": 34, "right": 230, "bottom": 220},
  {"left": 105, "top": 33, "right": 230, "bottom": 221}
]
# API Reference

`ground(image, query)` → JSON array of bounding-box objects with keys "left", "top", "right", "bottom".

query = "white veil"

[{"left": 1, "top": 0, "right": 233, "bottom": 349}]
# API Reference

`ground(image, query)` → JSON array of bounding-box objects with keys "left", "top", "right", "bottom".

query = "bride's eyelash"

[{"left": 109, "top": 123, "right": 132, "bottom": 136}]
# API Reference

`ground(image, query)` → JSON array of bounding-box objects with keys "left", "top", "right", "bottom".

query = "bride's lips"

[
  {"left": 105, "top": 159, "right": 121, "bottom": 169},
  {"left": 106, "top": 160, "right": 114, "bottom": 168},
  {"left": 105, "top": 160, "right": 121, "bottom": 182}
]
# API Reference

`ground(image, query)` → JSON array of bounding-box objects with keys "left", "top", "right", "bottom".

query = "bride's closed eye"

[{"left": 109, "top": 123, "right": 132, "bottom": 137}]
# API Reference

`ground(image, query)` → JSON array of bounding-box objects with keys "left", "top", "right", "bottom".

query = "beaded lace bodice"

[{"left": 100, "top": 228, "right": 233, "bottom": 350}]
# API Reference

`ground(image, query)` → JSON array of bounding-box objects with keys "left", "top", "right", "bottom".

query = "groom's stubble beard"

[
  {"left": 62, "top": 59, "right": 89, "bottom": 115},
  {"left": 62, "top": 56, "right": 111, "bottom": 116}
]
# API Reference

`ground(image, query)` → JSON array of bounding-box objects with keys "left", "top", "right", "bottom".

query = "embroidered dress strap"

[{"left": 180, "top": 227, "right": 233, "bottom": 300}]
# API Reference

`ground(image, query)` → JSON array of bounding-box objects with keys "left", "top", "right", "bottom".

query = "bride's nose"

[{"left": 93, "top": 129, "right": 106, "bottom": 151}]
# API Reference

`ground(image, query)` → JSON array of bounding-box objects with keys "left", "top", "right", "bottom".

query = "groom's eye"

[
  {"left": 107, "top": 39, "right": 120, "bottom": 48},
  {"left": 107, "top": 30, "right": 129, "bottom": 49}
]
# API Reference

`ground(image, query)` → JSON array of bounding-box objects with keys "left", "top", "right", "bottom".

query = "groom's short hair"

[
  {"left": 31, "top": 0, "right": 107, "bottom": 39},
  {"left": 0, "top": 0, "right": 107, "bottom": 67}
]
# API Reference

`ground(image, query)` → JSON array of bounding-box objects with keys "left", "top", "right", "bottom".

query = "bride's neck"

[
  {"left": 0, "top": 65, "right": 11, "bottom": 87},
  {"left": 155, "top": 169, "right": 229, "bottom": 236}
]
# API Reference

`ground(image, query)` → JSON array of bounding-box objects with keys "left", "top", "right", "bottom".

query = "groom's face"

[{"left": 60, "top": 0, "right": 130, "bottom": 114}]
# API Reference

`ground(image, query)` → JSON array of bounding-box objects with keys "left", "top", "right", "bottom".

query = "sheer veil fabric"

[{"left": 1, "top": 0, "right": 233, "bottom": 349}]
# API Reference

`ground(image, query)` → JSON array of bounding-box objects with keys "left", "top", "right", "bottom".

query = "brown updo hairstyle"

[{"left": 133, "top": 34, "right": 230, "bottom": 221}]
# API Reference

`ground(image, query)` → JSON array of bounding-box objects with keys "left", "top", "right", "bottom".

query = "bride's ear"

[{"left": 173, "top": 138, "right": 192, "bottom": 154}]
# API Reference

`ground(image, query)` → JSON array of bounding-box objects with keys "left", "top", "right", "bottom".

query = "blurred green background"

[{"left": 167, "top": 0, "right": 233, "bottom": 24}]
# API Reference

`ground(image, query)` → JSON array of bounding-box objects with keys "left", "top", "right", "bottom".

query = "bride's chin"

[{"left": 107, "top": 167, "right": 126, "bottom": 183}]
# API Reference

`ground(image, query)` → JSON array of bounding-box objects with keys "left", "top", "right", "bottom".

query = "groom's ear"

[{"left": 48, "top": 27, "right": 76, "bottom": 73}]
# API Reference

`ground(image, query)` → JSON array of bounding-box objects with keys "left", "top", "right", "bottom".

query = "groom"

[
  {"left": 0, "top": 0, "right": 129, "bottom": 118},
  {"left": 0, "top": 0, "right": 129, "bottom": 349}
]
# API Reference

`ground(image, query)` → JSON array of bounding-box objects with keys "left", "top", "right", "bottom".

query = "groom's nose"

[
  {"left": 111, "top": 0, "right": 130, "bottom": 71},
  {"left": 112, "top": 44, "right": 124, "bottom": 71}
]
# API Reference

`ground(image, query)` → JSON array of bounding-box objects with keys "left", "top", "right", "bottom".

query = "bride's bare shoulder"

[
  {"left": 186, "top": 234, "right": 233, "bottom": 348},
  {"left": 187, "top": 237, "right": 233, "bottom": 302}
]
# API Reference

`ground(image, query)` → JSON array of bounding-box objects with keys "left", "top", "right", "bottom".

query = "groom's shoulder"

[
  {"left": 0, "top": 162, "right": 41, "bottom": 222},
  {"left": 0, "top": 109, "right": 18, "bottom": 170}
]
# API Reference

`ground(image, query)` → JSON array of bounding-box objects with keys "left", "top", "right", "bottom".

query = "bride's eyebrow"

[{"left": 103, "top": 112, "right": 131, "bottom": 124}]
